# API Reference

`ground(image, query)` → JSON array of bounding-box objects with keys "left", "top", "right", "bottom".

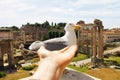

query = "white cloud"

[
  {"left": 74, "top": 0, "right": 119, "bottom": 5},
  {"left": 0, "top": 0, "right": 120, "bottom": 28}
]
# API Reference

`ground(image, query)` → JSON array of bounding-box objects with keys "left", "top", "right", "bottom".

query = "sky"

[{"left": 0, "top": 0, "right": 120, "bottom": 29}]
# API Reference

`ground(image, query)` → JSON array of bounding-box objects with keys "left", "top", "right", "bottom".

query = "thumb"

[
  {"left": 61, "top": 45, "right": 78, "bottom": 61},
  {"left": 37, "top": 46, "right": 50, "bottom": 58}
]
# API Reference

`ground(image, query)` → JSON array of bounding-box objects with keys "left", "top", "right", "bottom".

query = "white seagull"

[{"left": 29, "top": 23, "right": 81, "bottom": 51}]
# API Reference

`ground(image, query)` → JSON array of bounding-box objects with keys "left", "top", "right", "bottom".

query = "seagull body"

[{"left": 29, "top": 23, "right": 80, "bottom": 51}]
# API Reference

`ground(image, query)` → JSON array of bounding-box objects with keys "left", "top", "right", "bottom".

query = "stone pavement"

[
  {"left": 62, "top": 68, "right": 101, "bottom": 80},
  {"left": 70, "top": 58, "right": 91, "bottom": 67},
  {"left": 104, "top": 46, "right": 120, "bottom": 55}
]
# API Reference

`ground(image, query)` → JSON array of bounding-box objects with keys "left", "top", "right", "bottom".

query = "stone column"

[
  {"left": 90, "top": 27, "right": 93, "bottom": 57},
  {"left": 93, "top": 19, "right": 104, "bottom": 67},
  {"left": 22, "top": 31, "right": 26, "bottom": 44},
  {"left": 92, "top": 26, "right": 97, "bottom": 57},
  {"left": 0, "top": 41, "right": 4, "bottom": 71},
  {"left": 81, "top": 27, "right": 85, "bottom": 53},
  {"left": 77, "top": 30, "right": 80, "bottom": 51},
  {"left": 86, "top": 28, "right": 89, "bottom": 54},
  {"left": 97, "top": 26, "right": 101, "bottom": 58},
  {"left": 96, "top": 25, "right": 101, "bottom": 58},
  {"left": 98, "top": 25, "right": 104, "bottom": 59},
  {"left": 99, "top": 27, "right": 104, "bottom": 58},
  {"left": 94, "top": 19, "right": 104, "bottom": 59},
  {"left": 91, "top": 25, "right": 97, "bottom": 67},
  {"left": 76, "top": 20, "right": 85, "bottom": 53},
  {"left": 79, "top": 30, "right": 83, "bottom": 52},
  {"left": 8, "top": 40, "right": 15, "bottom": 70}
]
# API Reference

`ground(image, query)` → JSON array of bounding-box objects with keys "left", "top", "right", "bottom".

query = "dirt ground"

[{"left": 86, "top": 68, "right": 120, "bottom": 80}]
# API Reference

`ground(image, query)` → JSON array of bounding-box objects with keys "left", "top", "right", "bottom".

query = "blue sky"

[{"left": 0, "top": 0, "right": 120, "bottom": 29}]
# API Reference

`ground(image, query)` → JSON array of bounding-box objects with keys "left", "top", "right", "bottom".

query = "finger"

[
  {"left": 59, "top": 47, "right": 69, "bottom": 53},
  {"left": 65, "top": 45, "right": 78, "bottom": 55},
  {"left": 62, "top": 45, "right": 78, "bottom": 59},
  {"left": 57, "top": 45, "right": 78, "bottom": 65},
  {"left": 37, "top": 46, "right": 50, "bottom": 54},
  {"left": 40, "top": 46, "right": 46, "bottom": 49},
  {"left": 37, "top": 46, "right": 50, "bottom": 58}
]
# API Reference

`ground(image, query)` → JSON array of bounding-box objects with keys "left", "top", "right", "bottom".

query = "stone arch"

[{"left": 0, "top": 29, "right": 15, "bottom": 71}]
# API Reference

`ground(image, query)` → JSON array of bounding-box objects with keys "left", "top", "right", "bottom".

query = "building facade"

[{"left": 103, "top": 28, "right": 120, "bottom": 43}]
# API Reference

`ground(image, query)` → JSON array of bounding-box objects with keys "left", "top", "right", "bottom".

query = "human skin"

[{"left": 20, "top": 45, "right": 78, "bottom": 80}]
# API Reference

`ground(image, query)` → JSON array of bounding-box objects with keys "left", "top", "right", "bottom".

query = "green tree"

[
  {"left": 26, "top": 22, "right": 30, "bottom": 26},
  {"left": 10, "top": 26, "right": 19, "bottom": 31},
  {"left": 60, "top": 32, "right": 64, "bottom": 37},
  {"left": 52, "top": 32, "right": 56, "bottom": 38},
  {"left": 57, "top": 23, "right": 66, "bottom": 27},
  {"left": 55, "top": 32, "right": 59, "bottom": 37},
  {"left": 49, "top": 31, "right": 53, "bottom": 38},
  {"left": 42, "top": 21, "right": 50, "bottom": 28},
  {"left": 34, "top": 23, "right": 41, "bottom": 27},
  {"left": 51, "top": 22, "right": 54, "bottom": 26}
]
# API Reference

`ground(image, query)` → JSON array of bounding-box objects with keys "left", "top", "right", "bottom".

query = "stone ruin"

[
  {"left": 77, "top": 19, "right": 104, "bottom": 67},
  {"left": 0, "top": 19, "right": 104, "bottom": 71},
  {"left": 0, "top": 29, "right": 15, "bottom": 71}
]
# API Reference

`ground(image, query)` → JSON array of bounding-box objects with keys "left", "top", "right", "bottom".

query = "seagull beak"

[{"left": 75, "top": 25, "right": 81, "bottom": 30}]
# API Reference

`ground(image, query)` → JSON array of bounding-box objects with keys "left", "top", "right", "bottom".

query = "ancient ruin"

[
  {"left": 0, "top": 29, "right": 15, "bottom": 71},
  {"left": 0, "top": 22, "right": 49, "bottom": 71},
  {"left": 0, "top": 20, "right": 104, "bottom": 70},
  {"left": 77, "top": 19, "right": 104, "bottom": 67}
]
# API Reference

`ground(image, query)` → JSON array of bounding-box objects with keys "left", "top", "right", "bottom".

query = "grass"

[
  {"left": 32, "top": 58, "right": 40, "bottom": 62},
  {"left": 68, "top": 64, "right": 89, "bottom": 72},
  {"left": 69, "top": 55, "right": 120, "bottom": 80},
  {"left": 106, "top": 47, "right": 114, "bottom": 50},
  {"left": 0, "top": 67, "right": 38, "bottom": 80},
  {"left": 87, "top": 56, "right": 120, "bottom": 80},
  {"left": 107, "top": 57, "right": 120, "bottom": 64},
  {"left": 86, "top": 68, "right": 120, "bottom": 80},
  {"left": 0, "top": 70, "right": 30, "bottom": 80},
  {"left": 68, "top": 64, "right": 120, "bottom": 80},
  {"left": 72, "top": 53, "right": 89, "bottom": 62},
  {"left": 104, "top": 56, "right": 120, "bottom": 66}
]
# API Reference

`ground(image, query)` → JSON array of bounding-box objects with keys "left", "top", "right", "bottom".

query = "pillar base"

[
  {"left": 91, "top": 57, "right": 104, "bottom": 68},
  {"left": 9, "top": 64, "right": 15, "bottom": 69},
  {"left": 97, "top": 58, "right": 105, "bottom": 68},
  {"left": 0, "top": 65, "right": 4, "bottom": 71}
]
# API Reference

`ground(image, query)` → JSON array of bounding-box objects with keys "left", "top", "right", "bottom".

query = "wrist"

[{"left": 32, "top": 61, "right": 58, "bottom": 80}]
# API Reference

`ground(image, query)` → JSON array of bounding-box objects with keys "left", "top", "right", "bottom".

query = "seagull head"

[{"left": 65, "top": 23, "right": 81, "bottom": 31}]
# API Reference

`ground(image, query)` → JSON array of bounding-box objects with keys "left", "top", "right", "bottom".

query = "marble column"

[
  {"left": 8, "top": 40, "right": 15, "bottom": 70},
  {"left": 0, "top": 42, "right": 4, "bottom": 70}
]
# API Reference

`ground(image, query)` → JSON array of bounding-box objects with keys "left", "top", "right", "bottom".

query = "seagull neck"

[{"left": 64, "top": 30, "right": 76, "bottom": 39}]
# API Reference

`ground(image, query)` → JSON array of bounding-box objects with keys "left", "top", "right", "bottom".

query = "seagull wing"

[{"left": 43, "top": 37, "right": 68, "bottom": 51}]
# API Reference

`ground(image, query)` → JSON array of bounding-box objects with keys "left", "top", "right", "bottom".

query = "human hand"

[
  {"left": 38, "top": 45, "right": 78, "bottom": 68},
  {"left": 20, "top": 45, "right": 78, "bottom": 80}
]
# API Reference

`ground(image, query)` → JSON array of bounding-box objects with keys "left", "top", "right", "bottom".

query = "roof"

[{"left": 0, "top": 28, "right": 12, "bottom": 31}]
